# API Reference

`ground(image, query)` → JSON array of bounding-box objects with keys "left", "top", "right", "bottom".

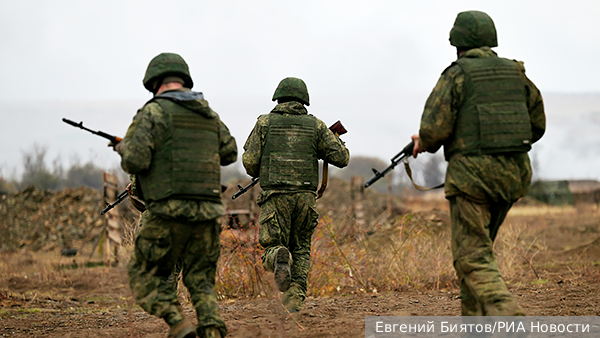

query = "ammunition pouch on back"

[
  {"left": 446, "top": 55, "right": 532, "bottom": 160},
  {"left": 259, "top": 113, "right": 319, "bottom": 191},
  {"left": 138, "top": 98, "right": 222, "bottom": 203}
]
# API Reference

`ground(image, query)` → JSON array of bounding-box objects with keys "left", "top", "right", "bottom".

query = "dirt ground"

[{"left": 1, "top": 203, "right": 600, "bottom": 337}]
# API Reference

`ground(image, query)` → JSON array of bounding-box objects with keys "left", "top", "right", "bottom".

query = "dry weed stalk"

[
  {"left": 495, "top": 222, "right": 546, "bottom": 282},
  {"left": 320, "top": 216, "right": 367, "bottom": 290},
  {"left": 307, "top": 211, "right": 455, "bottom": 296},
  {"left": 215, "top": 225, "right": 269, "bottom": 299}
]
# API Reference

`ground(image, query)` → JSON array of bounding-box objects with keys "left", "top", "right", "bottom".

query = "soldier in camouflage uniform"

[
  {"left": 115, "top": 53, "right": 237, "bottom": 338},
  {"left": 126, "top": 176, "right": 182, "bottom": 291},
  {"left": 412, "top": 11, "right": 546, "bottom": 316},
  {"left": 242, "top": 77, "right": 349, "bottom": 312}
]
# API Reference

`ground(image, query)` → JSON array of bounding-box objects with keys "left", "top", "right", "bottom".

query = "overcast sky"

[{"left": 1, "top": 0, "right": 599, "bottom": 181}]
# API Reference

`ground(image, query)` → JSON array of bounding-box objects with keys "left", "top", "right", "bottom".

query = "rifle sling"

[{"left": 403, "top": 161, "right": 444, "bottom": 191}]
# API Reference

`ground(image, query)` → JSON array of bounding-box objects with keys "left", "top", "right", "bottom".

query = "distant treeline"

[
  {"left": 0, "top": 144, "right": 447, "bottom": 195},
  {"left": 0, "top": 144, "right": 113, "bottom": 193},
  {"left": 0, "top": 145, "right": 250, "bottom": 194}
]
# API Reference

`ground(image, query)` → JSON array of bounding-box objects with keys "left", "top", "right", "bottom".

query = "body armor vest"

[
  {"left": 445, "top": 55, "right": 532, "bottom": 160},
  {"left": 259, "top": 113, "right": 318, "bottom": 191},
  {"left": 138, "top": 98, "right": 221, "bottom": 203}
]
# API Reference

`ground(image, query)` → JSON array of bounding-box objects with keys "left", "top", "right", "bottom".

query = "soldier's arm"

[
  {"left": 217, "top": 119, "right": 238, "bottom": 166},
  {"left": 316, "top": 119, "right": 349, "bottom": 168},
  {"left": 242, "top": 116, "right": 267, "bottom": 177},
  {"left": 524, "top": 75, "right": 546, "bottom": 144},
  {"left": 119, "top": 103, "right": 161, "bottom": 174},
  {"left": 418, "top": 65, "right": 464, "bottom": 153}
]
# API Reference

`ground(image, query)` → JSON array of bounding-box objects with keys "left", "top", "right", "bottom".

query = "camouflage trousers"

[
  {"left": 137, "top": 212, "right": 182, "bottom": 293},
  {"left": 450, "top": 195, "right": 524, "bottom": 316},
  {"left": 127, "top": 209, "right": 226, "bottom": 336},
  {"left": 258, "top": 192, "right": 319, "bottom": 309}
]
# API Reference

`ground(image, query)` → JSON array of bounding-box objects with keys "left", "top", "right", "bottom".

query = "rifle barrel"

[
  {"left": 364, "top": 174, "right": 383, "bottom": 188},
  {"left": 62, "top": 117, "right": 121, "bottom": 143},
  {"left": 232, "top": 178, "right": 259, "bottom": 200},
  {"left": 364, "top": 140, "right": 415, "bottom": 188}
]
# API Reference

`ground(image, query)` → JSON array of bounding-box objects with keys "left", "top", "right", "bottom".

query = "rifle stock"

[
  {"left": 329, "top": 120, "right": 347, "bottom": 136},
  {"left": 364, "top": 140, "right": 414, "bottom": 188},
  {"left": 317, "top": 120, "right": 348, "bottom": 199}
]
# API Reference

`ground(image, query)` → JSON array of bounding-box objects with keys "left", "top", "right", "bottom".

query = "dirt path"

[
  {"left": 2, "top": 281, "right": 599, "bottom": 337},
  {"left": 2, "top": 205, "right": 600, "bottom": 337}
]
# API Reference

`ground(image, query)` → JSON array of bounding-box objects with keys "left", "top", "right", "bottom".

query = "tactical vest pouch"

[
  {"left": 260, "top": 114, "right": 318, "bottom": 191},
  {"left": 170, "top": 111, "right": 221, "bottom": 197},
  {"left": 140, "top": 98, "right": 222, "bottom": 202},
  {"left": 448, "top": 56, "right": 533, "bottom": 158},
  {"left": 477, "top": 102, "right": 532, "bottom": 154}
]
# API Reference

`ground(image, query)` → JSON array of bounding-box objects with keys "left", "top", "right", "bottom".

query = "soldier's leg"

[
  {"left": 488, "top": 200, "right": 524, "bottom": 316},
  {"left": 488, "top": 201, "right": 513, "bottom": 242},
  {"left": 283, "top": 193, "right": 319, "bottom": 312},
  {"left": 127, "top": 210, "right": 189, "bottom": 328},
  {"left": 258, "top": 194, "right": 293, "bottom": 273},
  {"left": 180, "top": 218, "right": 226, "bottom": 338},
  {"left": 450, "top": 195, "right": 523, "bottom": 316},
  {"left": 139, "top": 211, "right": 181, "bottom": 295}
]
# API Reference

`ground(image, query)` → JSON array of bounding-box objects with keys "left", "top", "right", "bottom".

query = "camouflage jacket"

[
  {"left": 242, "top": 101, "right": 349, "bottom": 203},
  {"left": 419, "top": 47, "right": 546, "bottom": 204},
  {"left": 118, "top": 88, "right": 238, "bottom": 221}
]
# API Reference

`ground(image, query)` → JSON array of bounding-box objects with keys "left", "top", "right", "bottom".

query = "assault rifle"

[
  {"left": 63, "top": 118, "right": 229, "bottom": 214},
  {"left": 62, "top": 118, "right": 122, "bottom": 144},
  {"left": 101, "top": 189, "right": 129, "bottom": 215},
  {"left": 62, "top": 118, "right": 129, "bottom": 215},
  {"left": 364, "top": 140, "right": 414, "bottom": 188},
  {"left": 232, "top": 177, "right": 260, "bottom": 200},
  {"left": 101, "top": 184, "right": 226, "bottom": 214}
]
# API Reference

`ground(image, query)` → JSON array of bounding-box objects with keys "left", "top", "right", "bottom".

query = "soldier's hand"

[
  {"left": 126, "top": 183, "right": 133, "bottom": 196},
  {"left": 411, "top": 134, "right": 423, "bottom": 158},
  {"left": 109, "top": 141, "right": 125, "bottom": 154}
]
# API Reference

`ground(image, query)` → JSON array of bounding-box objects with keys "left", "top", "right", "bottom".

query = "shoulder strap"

[{"left": 403, "top": 161, "right": 444, "bottom": 191}]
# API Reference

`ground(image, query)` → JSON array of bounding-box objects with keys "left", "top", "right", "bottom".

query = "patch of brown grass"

[{"left": 2, "top": 199, "right": 597, "bottom": 305}]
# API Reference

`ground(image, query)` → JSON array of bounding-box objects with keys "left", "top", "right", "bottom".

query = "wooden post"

[
  {"left": 103, "top": 172, "right": 122, "bottom": 266},
  {"left": 386, "top": 173, "right": 393, "bottom": 218},
  {"left": 350, "top": 176, "right": 365, "bottom": 226},
  {"left": 373, "top": 173, "right": 393, "bottom": 225}
]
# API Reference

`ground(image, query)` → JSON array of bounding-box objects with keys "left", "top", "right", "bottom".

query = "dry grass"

[
  {"left": 215, "top": 227, "right": 269, "bottom": 299},
  {"left": 0, "top": 216, "right": 546, "bottom": 301},
  {"left": 0, "top": 249, "right": 128, "bottom": 299},
  {"left": 494, "top": 222, "right": 547, "bottom": 282},
  {"left": 213, "top": 205, "right": 564, "bottom": 299},
  {"left": 508, "top": 205, "right": 578, "bottom": 217},
  {"left": 307, "top": 213, "right": 455, "bottom": 296},
  {"left": 1, "top": 202, "right": 596, "bottom": 303}
]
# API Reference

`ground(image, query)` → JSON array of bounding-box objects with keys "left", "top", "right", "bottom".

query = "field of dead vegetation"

[{"left": 1, "top": 179, "right": 600, "bottom": 337}]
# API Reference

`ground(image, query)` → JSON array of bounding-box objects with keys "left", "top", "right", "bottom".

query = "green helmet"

[
  {"left": 143, "top": 53, "right": 194, "bottom": 92},
  {"left": 272, "top": 77, "right": 310, "bottom": 106},
  {"left": 449, "top": 11, "right": 498, "bottom": 49}
]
